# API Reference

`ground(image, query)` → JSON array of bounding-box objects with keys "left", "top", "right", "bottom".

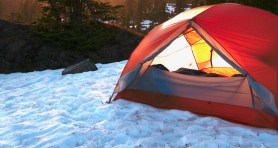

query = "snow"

[
  {"left": 141, "top": 20, "right": 152, "bottom": 30},
  {"left": 0, "top": 60, "right": 277, "bottom": 147},
  {"left": 165, "top": 3, "right": 176, "bottom": 14}
]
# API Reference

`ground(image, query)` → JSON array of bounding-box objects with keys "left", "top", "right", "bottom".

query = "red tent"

[{"left": 112, "top": 3, "right": 278, "bottom": 130}]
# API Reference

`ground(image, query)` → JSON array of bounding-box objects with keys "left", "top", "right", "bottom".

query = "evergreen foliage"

[{"left": 33, "top": 0, "right": 123, "bottom": 51}]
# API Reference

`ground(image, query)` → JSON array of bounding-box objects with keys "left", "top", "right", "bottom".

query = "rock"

[
  {"left": 0, "top": 20, "right": 143, "bottom": 73},
  {"left": 62, "top": 59, "right": 98, "bottom": 75}
]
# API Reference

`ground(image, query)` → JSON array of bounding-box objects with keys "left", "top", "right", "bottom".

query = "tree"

[
  {"left": 151, "top": 0, "right": 167, "bottom": 25},
  {"left": 122, "top": 0, "right": 139, "bottom": 30},
  {"left": 176, "top": 0, "right": 188, "bottom": 13},
  {"left": 0, "top": 1, "right": 2, "bottom": 18},
  {"left": 33, "top": 0, "right": 123, "bottom": 51},
  {"left": 36, "top": 0, "right": 123, "bottom": 29}
]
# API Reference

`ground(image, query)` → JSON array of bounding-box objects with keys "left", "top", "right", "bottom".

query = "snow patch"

[{"left": 0, "top": 60, "right": 277, "bottom": 147}]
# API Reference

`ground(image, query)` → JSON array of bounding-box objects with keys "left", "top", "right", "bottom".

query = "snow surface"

[
  {"left": 141, "top": 20, "right": 152, "bottom": 30},
  {"left": 165, "top": 3, "right": 176, "bottom": 14},
  {"left": 0, "top": 60, "right": 278, "bottom": 147}
]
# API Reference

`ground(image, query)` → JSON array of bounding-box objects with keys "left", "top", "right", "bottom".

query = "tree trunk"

[
  {"left": 0, "top": 1, "right": 3, "bottom": 18},
  {"left": 70, "top": 0, "right": 83, "bottom": 28}
]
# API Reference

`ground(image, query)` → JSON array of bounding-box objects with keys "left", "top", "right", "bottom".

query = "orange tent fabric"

[
  {"left": 193, "top": 4, "right": 278, "bottom": 106},
  {"left": 113, "top": 4, "right": 278, "bottom": 130}
]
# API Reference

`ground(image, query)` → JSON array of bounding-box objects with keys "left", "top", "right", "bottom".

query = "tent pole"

[{"left": 248, "top": 79, "right": 255, "bottom": 108}]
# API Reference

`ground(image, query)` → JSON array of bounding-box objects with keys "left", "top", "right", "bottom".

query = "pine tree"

[
  {"left": 176, "top": 0, "right": 188, "bottom": 13},
  {"left": 33, "top": 0, "right": 123, "bottom": 51},
  {"left": 36, "top": 0, "right": 122, "bottom": 29}
]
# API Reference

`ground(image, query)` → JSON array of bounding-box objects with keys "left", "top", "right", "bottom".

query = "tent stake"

[{"left": 106, "top": 92, "right": 115, "bottom": 104}]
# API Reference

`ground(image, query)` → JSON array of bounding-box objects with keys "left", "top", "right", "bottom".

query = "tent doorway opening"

[{"left": 150, "top": 27, "right": 242, "bottom": 77}]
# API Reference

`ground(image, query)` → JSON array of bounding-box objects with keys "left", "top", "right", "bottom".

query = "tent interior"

[{"left": 150, "top": 27, "right": 241, "bottom": 77}]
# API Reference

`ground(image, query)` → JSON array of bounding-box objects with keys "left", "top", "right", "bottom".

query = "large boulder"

[{"left": 62, "top": 59, "right": 98, "bottom": 75}]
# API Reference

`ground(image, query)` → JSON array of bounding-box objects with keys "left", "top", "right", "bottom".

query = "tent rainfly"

[{"left": 110, "top": 3, "right": 278, "bottom": 130}]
